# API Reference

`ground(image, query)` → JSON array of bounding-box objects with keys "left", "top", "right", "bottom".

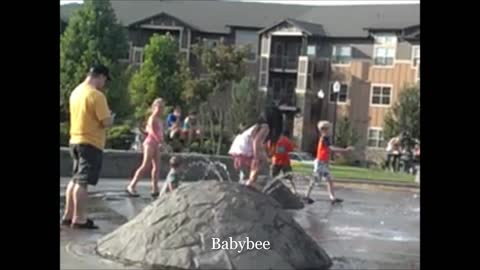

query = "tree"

[
  {"left": 178, "top": 57, "right": 210, "bottom": 112},
  {"left": 335, "top": 117, "right": 360, "bottom": 148},
  {"left": 191, "top": 39, "right": 250, "bottom": 93},
  {"left": 191, "top": 40, "right": 250, "bottom": 154},
  {"left": 129, "top": 34, "right": 181, "bottom": 121},
  {"left": 384, "top": 85, "right": 420, "bottom": 140},
  {"left": 60, "top": 0, "right": 129, "bottom": 121},
  {"left": 229, "top": 76, "right": 264, "bottom": 133}
]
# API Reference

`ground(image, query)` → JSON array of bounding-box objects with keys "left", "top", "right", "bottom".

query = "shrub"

[
  {"left": 106, "top": 125, "right": 135, "bottom": 150},
  {"left": 60, "top": 122, "right": 69, "bottom": 146}
]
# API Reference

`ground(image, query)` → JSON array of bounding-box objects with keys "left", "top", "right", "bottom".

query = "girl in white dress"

[{"left": 229, "top": 119, "right": 270, "bottom": 189}]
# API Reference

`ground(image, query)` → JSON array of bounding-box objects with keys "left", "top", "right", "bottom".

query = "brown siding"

[
  {"left": 315, "top": 60, "right": 416, "bottom": 154},
  {"left": 368, "top": 63, "right": 417, "bottom": 127}
]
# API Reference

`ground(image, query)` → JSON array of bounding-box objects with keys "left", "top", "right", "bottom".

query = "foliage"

[
  {"left": 335, "top": 117, "right": 360, "bottom": 148},
  {"left": 129, "top": 34, "right": 181, "bottom": 121},
  {"left": 178, "top": 57, "right": 210, "bottom": 112},
  {"left": 60, "top": 0, "right": 128, "bottom": 115},
  {"left": 60, "top": 122, "right": 70, "bottom": 146},
  {"left": 229, "top": 76, "right": 265, "bottom": 133},
  {"left": 191, "top": 39, "right": 250, "bottom": 154},
  {"left": 384, "top": 85, "right": 420, "bottom": 140},
  {"left": 106, "top": 125, "right": 135, "bottom": 150},
  {"left": 107, "top": 63, "right": 134, "bottom": 122},
  {"left": 191, "top": 39, "right": 249, "bottom": 93}
]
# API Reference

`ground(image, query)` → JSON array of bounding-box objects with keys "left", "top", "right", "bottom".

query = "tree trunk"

[
  {"left": 209, "top": 115, "right": 215, "bottom": 154},
  {"left": 216, "top": 111, "right": 224, "bottom": 155}
]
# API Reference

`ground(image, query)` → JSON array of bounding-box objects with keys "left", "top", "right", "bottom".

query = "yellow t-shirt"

[{"left": 69, "top": 82, "right": 111, "bottom": 150}]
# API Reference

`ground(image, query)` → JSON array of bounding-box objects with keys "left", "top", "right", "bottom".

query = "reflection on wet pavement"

[{"left": 60, "top": 178, "right": 419, "bottom": 270}]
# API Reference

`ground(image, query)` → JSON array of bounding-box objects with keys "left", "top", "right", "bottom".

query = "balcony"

[
  {"left": 266, "top": 89, "right": 297, "bottom": 107},
  {"left": 270, "top": 55, "right": 299, "bottom": 72}
]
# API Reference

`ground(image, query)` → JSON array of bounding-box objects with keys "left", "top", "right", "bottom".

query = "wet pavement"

[{"left": 60, "top": 177, "right": 420, "bottom": 270}]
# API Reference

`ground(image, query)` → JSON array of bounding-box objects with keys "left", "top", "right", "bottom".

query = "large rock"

[
  {"left": 96, "top": 181, "right": 332, "bottom": 270},
  {"left": 263, "top": 179, "right": 304, "bottom": 210}
]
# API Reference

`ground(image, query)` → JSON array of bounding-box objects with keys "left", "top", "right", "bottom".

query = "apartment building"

[
  {"left": 258, "top": 20, "right": 420, "bottom": 158},
  {"left": 61, "top": 1, "right": 420, "bottom": 157}
]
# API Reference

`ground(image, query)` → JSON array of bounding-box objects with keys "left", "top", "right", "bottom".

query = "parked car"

[{"left": 289, "top": 152, "right": 315, "bottom": 166}]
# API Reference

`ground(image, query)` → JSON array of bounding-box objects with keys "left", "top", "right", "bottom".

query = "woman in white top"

[
  {"left": 229, "top": 119, "right": 270, "bottom": 188},
  {"left": 385, "top": 136, "right": 401, "bottom": 172}
]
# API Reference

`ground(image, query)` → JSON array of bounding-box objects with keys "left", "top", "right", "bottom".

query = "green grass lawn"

[{"left": 291, "top": 162, "right": 415, "bottom": 183}]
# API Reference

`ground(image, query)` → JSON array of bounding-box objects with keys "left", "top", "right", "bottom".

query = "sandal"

[
  {"left": 125, "top": 188, "right": 140, "bottom": 197},
  {"left": 303, "top": 197, "right": 315, "bottom": 204},
  {"left": 60, "top": 219, "right": 72, "bottom": 226},
  {"left": 151, "top": 192, "right": 159, "bottom": 198},
  {"left": 71, "top": 219, "right": 99, "bottom": 230}
]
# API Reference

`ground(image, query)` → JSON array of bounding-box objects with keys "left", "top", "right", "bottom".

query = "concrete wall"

[{"left": 60, "top": 148, "right": 239, "bottom": 182}]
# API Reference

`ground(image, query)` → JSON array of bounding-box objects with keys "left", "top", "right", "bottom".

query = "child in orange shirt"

[
  {"left": 304, "top": 121, "right": 353, "bottom": 204},
  {"left": 270, "top": 129, "right": 297, "bottom": 194}
]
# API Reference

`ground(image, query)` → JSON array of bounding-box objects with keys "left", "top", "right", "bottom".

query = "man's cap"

[{"left": 89, "top": 64, "right": 111, "bottom": 81}]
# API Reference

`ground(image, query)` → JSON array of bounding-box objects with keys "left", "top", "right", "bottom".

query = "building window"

[
  {"left": 332, "top": 45, "right": 352, "bottom": 64},
  {"left": 371, "top": 85, "right": 392, "bottom": 106},
  {"left": 202, "top": 38, "right": 218, "bottom": 49},
  {"left": 367, "top": 128, "right": 385, "bottom": 148},
  {"left": 132, "top": 47, "right": 144, "bottom": 65},
  {"left": 412, "top": 46, "right": 420, "bottom": 67},
  {"left": 373, "top": 34, "right": 397, "bottom": 66},
  {"left": 259, "top": 74, "right": 268, "bottom": 88},
  {"left": 307, "top": 45, "right": 316, "bottom": 56},
  {"left": 329, "top": 83, "right": 348, "bottom": 103},
  {"left": 207, "top": 40, "right": 218, "bottom": 48},
  {"left": 235, "top": 30, "right": 258, "bottom": 61}
]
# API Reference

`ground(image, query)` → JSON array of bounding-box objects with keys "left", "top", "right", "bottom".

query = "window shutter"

[
  {"left": 258, "top": 34, "right": 271, "bottom": 89},
  {"left": 296, "top": 56, "right": 309, "bottom": 92}
]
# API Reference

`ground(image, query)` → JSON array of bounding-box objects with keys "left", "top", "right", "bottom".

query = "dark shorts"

[
  {"left": 69, "top": 144, "right": 103, "bottom": 186},
  {"left": 271, "top": 164, "right": 293, "bottom": 178}
]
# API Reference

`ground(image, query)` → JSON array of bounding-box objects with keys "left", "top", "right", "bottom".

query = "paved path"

[{"left": 60, "top": 178, "right": 419, "bottom": 270}]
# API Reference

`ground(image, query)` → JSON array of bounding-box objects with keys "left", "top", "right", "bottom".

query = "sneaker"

[{"left": 331, "top": 198, "right": 344, "bottom": 204}]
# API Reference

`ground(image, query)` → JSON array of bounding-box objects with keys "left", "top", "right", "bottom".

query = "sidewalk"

[{"left": 335, "top": 178, "right": 420, "bottom": 189}]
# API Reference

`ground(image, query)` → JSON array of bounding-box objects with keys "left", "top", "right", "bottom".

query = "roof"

[
  {"left": 401, "top": 25, "right": 420, "bottom": 40},
  {"left": 61, "top": 1, "right": 419, "bottom": 38},
  {"left": 130, "top": 12, "right": 201, "bottom": 32},
  {"left": 259, "top": 18, "right": 326, "bottom": 36}
]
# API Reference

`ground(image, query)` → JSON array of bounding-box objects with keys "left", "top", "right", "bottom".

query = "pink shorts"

[{"left": 143, "top": 136, "right": 161, "bottom": 148}]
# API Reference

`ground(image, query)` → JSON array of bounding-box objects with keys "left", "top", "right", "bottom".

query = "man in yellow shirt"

[{"left": 61, "top": 65, "right": 113, "bottom": 229}]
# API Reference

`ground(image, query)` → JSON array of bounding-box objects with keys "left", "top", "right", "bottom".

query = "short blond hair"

[
  {"left": 317, "top": 121, "right": 331, "bottom": 130},
  {"left": 169, "top": 156, "right": 181, "bottom": 168},
  {"left": 151, "top": 98, "right": 164, "bottom": 109}
]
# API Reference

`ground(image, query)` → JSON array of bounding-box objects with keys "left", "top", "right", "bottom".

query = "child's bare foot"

[{"left": 245, "top": 180, "right": 260, "bottom": 191}]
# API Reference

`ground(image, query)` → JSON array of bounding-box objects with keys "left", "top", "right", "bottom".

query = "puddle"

[{"left": 331, "top": 226, "right": 419, "bottom": 242}]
